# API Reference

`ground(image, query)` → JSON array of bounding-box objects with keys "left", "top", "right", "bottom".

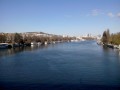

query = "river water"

[{"left": 0, "top": 40, "right": 120, "bottom": 90}]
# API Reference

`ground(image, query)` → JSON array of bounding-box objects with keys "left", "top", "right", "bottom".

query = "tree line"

[
  {"left": 0, "top": 33, "right": 74, "bottom": 44},
  {"left": 102, "top": 29, "right": 120, "bottom": 45}
]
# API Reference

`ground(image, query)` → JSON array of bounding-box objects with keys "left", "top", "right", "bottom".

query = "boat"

[
  {"left": 13, "top": 43, "right": 19, "bottom": 47},
  {"left": 44, "top": 41, "right": 47, "bottom": 45},
  {"left": 37, "top": 42, "right": 42, "bottom": 45},
  {"left": 31, "top": 42, "right": 37, "bottom": 46},
  {"left": 0, "top": 43, "right": 8, "bottom": 49}
]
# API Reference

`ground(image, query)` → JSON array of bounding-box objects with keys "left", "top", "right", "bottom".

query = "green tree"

[{"left": 110, "top": 32, "right": 120, "bottom": 45}]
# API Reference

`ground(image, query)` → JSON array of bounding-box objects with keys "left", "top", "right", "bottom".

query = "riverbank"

[
  {"left": 0, "top": 39, "right": 86, "bottom": 49},
  {"left": 0, "top": 40, "right": 71, "bottom": 49},
  {"left": 97, "top": 40, "right": 120, "bottom": 50}
]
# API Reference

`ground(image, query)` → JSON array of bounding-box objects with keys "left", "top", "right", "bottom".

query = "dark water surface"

[{"left": 0, "top": 41, "right": 120, "bottom": 90}]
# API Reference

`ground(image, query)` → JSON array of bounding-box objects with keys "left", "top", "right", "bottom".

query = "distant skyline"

[{"left": 0, "top": 0, "right": 120, "bottom": 36}]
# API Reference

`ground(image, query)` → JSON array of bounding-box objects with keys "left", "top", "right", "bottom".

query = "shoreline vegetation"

[
  {"left": 0, "top": 32, "right": 95, "bottom": 49},
  {"left": 98, "top": 29, "right": 120, "bottom": 49}
]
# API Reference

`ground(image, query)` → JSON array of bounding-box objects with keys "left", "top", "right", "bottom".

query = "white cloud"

[
  {"left": 91, "top": 9, "right": 99, "bottom": 16},
  {"left": 108, "top": 12, "right": 114, "bottom": 17},
  {"left": 88, "top": 9, "right": 104, "bottom": 16},
  {"left": 117, "top": 13, "right": 120, "bottom": 17},
  {"left": 87, "top": 10, "right": 120, "bottom": 19}
]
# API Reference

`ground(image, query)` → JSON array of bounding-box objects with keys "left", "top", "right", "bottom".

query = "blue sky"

[{"left": 0, "top": 0, "right": 120, "bottom": 36}]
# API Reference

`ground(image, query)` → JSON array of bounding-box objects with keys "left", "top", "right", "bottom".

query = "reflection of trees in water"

[
  {"left": 102, "top": 45, "right": 120, "bottom": 58},
  {"left": 102, "top": 45, "right": 110, "bottom": 52},
  {"left": 0, "top": 49, "right": 12, "bottom": 57},
  {"left": 114, "top": 49, "right": 120, "bottom": 58},
  {"left": 13, "top": 47, "right": 24, "bottom": 53},
  {"left": 0, "top": 47, "right": 24, "bottom": 57},
  {"left": 0, "top": 45, "right": 50, "bottom": 57}
]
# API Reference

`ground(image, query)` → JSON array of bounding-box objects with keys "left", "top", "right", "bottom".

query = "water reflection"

[
  {"left": 0, "top": 44, "right": 52, "bottom": 58},
  {"left": 102, "top": 45, "right": 111, "bottom": 52},
  {"left": 113, "top": 49, "right": 120, "bottom": 56},
  {"left": 102, "top": 45, "right": 120, "bottom": 57}
]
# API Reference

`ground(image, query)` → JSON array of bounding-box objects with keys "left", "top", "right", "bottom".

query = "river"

[{"left": 0, "top": 40, "right": 120, "bottom": 90}]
